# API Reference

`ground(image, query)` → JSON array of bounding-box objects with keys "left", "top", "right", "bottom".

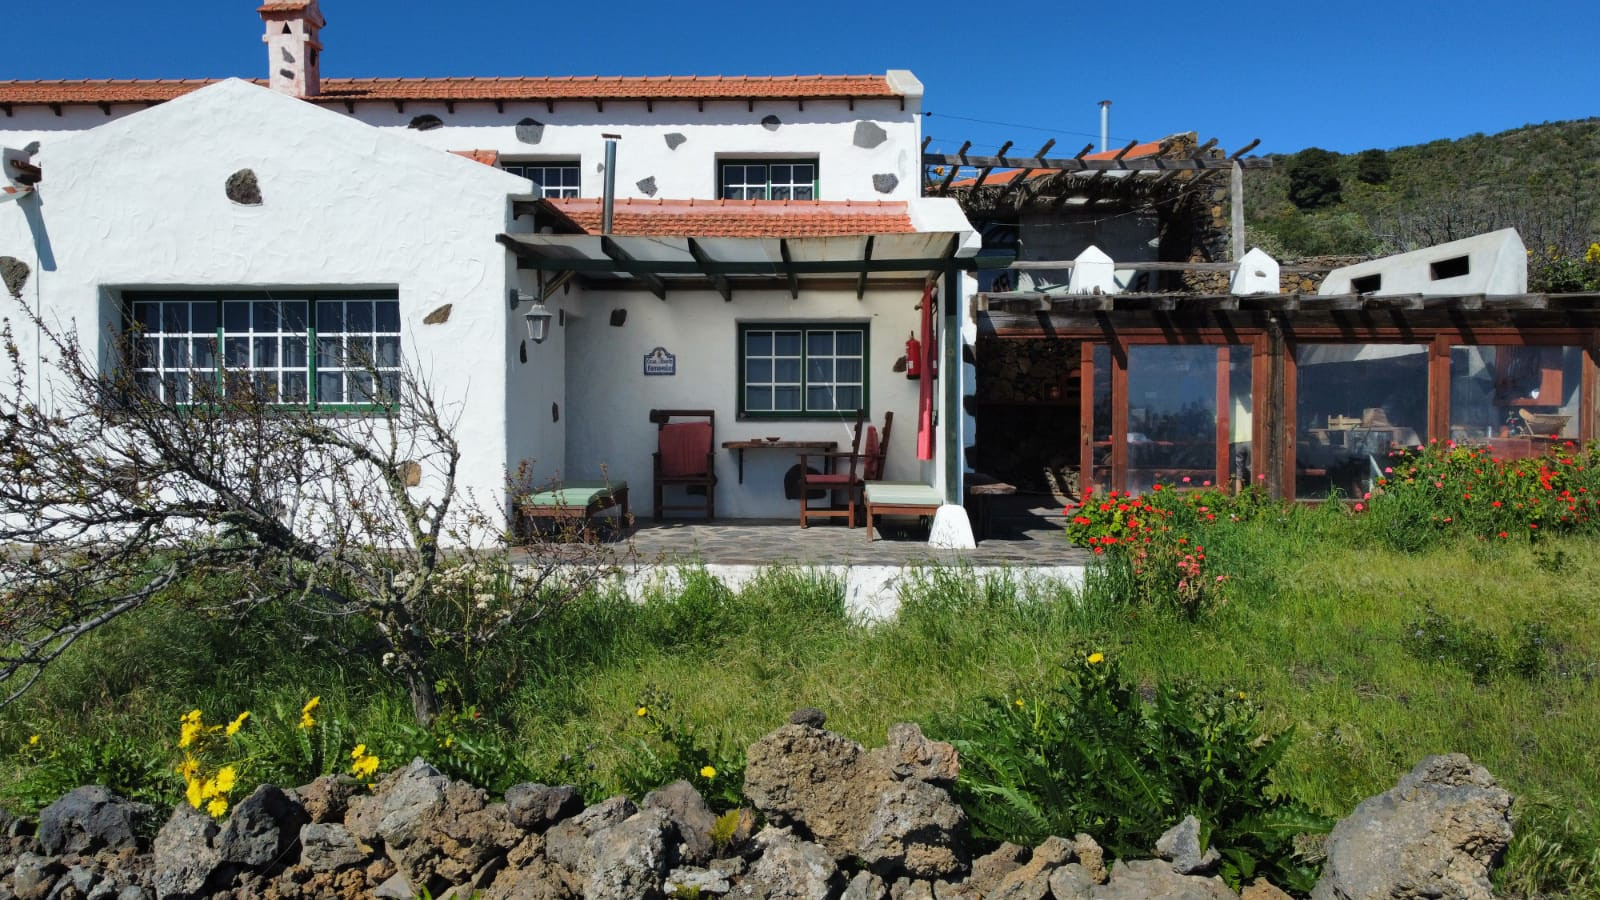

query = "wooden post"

[
  {"left": 1215, "top": 345, "right": 1231, "bottom": 488},
  {"left": 1583, "top": 332, "right": 1598, "bottom": 445},
  {"left": 1251, "top": 333, "right": 1271, "bottom": 494},
  {"left": 1111, "top": 339, "right": 1129, "bottom": 494},
  {"left": 1429, "top": 336, "right": 1452, "bottom": 443},
  {"left": 1231, "top": 161, "right": 1245, "bottom": 260},
  {"left": 1079, "top": 342, "right": 1095, "bottom": 496}
]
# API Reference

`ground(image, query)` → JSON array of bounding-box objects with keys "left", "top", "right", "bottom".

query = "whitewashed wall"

[
  {"left": 0, "top": 79, "right": 535, "bottom": 527},
  {"left": 1, "top": 91, "right": 923, "bottom": 203},
  {"left": 561, "top": 283, "right": 930, "bottom": 519}
]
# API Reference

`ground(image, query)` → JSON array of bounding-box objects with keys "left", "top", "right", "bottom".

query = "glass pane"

[
  {"left": 1126, "top": 346, "right": 1219, "bottom": 494},
  {"left": 345, "top": 335, "right": 373, "bottom": 366},
  {"left": 1450, "top": 345, "right": 1581, "bottom": 446},
  {"left": 747, "top": 358, "right": 772, "bottom": 384},
  {"left": 281, "top": 301, "right": 308, "bottom": 332},
  {"left": 317, "top": 372, "right": 344, "bottom": 404},
  {"left": 808, "top": 332, "right": 834, "bottom": 356},
  {"left": 225, "top": 336, "right": 249, "bottom": 368},
  {"left": 1228, "top": 345, "right": 1254, "bottom": 487},
  {"left": 162, "top": 304, "right": 188, "bottom": 333},
  {"left": 223, "top": 302, "right": 250, "bottom": 333},
  {"left": 348, "top": 371, "right": 375, "bottom": 403},
  {"left": 346, "top": 301, "right": 373, "bottom": 332},
  {"left": 774, "top": 358, "right": 801, "bottom": 383},
  {"left": 378, "top": 372, "right": 400, "bottom": 404},
  {"left": 253, "top": 337, "right": 277, "bottom": 368},
  {"left": 374, "top": 301, "right": 400, "bottom": 333},
  {"left": 746, "top": 386, "right": 772, "bottom": 412},
  {"left": 133, "top": 302, "right": 160, "bottom": 332},
  {"left": 771, "top": 186, "right": 790, "bottom": 200},
  {"left": 254, "top": 371, "right": 278, "bottom": 399},
  {"left": 808, "top": 386, "right": 836, "bottom": 411},
  {"left": 837, "top": 331, "right": 863, "bottom": 355},
  {"left": 793, "top": 164, "right": 815, "bottom": 182},
  {"left": 793, "top": 185, "right": 814, "bottom": 201},
  {"left": 254, "top": 301, "right": 279, "bottom": 332},
  {"left": 134, "top": 337, "right": 157, "bottom": 368},
  {"left": 281, "top": 372, "right": 308, "bottom": 403},
  {"left": 164, "top": 374, "right": 189, "bottom": 404},
  {"left": 775, "top": 332, "right": 802, "bottom": 356},
  {"left": 1297, "top": 343, "right": 1428, "bottom": 499},
  {"left": 807, "top": 359, "right": 833, "bottom": 382},
  {"left": 376, "top": 335, "right": 401, "bottom": 367},
  {"left": 1091, "top": 344, "right": 1112, "bottom": 494},
  {"left": 282, "top": 336, "right": 307, "bottom": 367},
  {"left": 773, "top": 386, "right": 802, "bottom": 411},
  {"left": 190, "top": 303, "right": 217, "bottom": 334},
  {"left": 835, "top": 386, "right": 863, "bottom": 410},
  {"left": 746, "top": 331, "right": 772, "bottom": 356},
  {"left": 317, "top": 336, "right": 342, "bottom": 368},
  {"left": 162, "top": 338, "right": 189, "bottom": 368},
  {"left": 771, "top": 165, "right": 790, "bottom": 183},
  {"left": 837, "top": 358, "right": 862, "bottom": 382},
  {"left": 191, "top": 338, "right": 216, "bottom": 370},
  {"left": 134, "top": 371, "right": 160, "bottom": 399},
  {"left": 317, "top": 302, "right": 343, "bottom": 333}
]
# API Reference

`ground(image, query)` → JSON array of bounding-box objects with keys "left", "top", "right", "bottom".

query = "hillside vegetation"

[{"left": 1244, "top": 118, "right": 1600, "bottom": 288}]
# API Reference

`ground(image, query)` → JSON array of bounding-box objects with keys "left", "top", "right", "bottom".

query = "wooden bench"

[
  {"left": 863, "top": 481, "right": 944, "bottom": 541},
  {"left": 517, "top": 481, "right": 629, "bottom": 541}
]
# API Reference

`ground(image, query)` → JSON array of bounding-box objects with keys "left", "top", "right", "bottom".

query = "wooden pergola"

[{"left": 974, "top": 290, "right": 1600, "bottom": 501}]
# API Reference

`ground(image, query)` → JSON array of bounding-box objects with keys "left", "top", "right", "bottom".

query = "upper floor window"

[
  {"left": 126, "top": 291, "right": 400, "bottom": 409},
  {"left": 502, "top": 160, "right": 581, "bottom": 198},
  {"left": 720, "top": 160, "right": 817, "bottom": 200}
]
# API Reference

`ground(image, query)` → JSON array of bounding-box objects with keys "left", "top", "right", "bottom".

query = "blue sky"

[{"left": 7, "top": 0, "right": 1595, "bottom": 157}]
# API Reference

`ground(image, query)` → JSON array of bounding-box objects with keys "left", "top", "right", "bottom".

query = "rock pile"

[{"left": 0, "top": 717, "right": 1515, "bottom": 899}]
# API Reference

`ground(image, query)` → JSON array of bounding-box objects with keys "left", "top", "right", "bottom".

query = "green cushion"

[
  {"left": 865, "top": 481, "right": 943, "bottom": 507},
  {"left": 521, "top": 481, "right": 626, "bottom": 508}
]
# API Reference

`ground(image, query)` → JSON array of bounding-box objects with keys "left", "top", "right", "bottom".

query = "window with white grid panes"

[
  {"left": 126, "top": 293, "right": 399, "bottom": 408},
  {"left": 719, "top": 160, "right": 817, "bottom": 200},
  {"left": 501, "top": 161, "right": 581, "bottom": 198},
  {"left": 740, "top": 324, "right": 865, "bottom": 417}
]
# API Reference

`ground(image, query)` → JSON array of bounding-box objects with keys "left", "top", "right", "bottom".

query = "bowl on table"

[{"left": 765, "top": 436, "right": 782, "bottom": 443}]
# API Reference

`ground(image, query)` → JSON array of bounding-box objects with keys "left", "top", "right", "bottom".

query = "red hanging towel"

[{"left": 916, "top": 284, "right": 935, "bottom": 461}]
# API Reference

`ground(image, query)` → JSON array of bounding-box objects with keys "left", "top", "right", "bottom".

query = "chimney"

[
  {"left": 1098, "top": 100, "right": 1111, "bottom": 153},
  {"left": 259, "top": 1, "right": 325, "bottom": 98}
]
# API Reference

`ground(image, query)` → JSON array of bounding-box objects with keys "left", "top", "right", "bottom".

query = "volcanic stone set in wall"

[{"left": 0, "top": 711, "right": 1512, "bottom": 899}]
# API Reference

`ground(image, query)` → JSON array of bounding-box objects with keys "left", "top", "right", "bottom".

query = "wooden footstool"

[
  {"left": 517, "top": 481, "right": 629, "bottom": 541},
  {"left": 863, "top": 481, "right": 944, "bottom": 541}
]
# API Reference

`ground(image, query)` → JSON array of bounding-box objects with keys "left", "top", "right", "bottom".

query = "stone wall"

[{"left": 0, "top": 714, "right": 1513, "bottom": 900}]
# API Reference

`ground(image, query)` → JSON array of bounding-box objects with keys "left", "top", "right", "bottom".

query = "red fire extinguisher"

[{"left": 905, "top": 331, "right": 921, "bottom": 379}]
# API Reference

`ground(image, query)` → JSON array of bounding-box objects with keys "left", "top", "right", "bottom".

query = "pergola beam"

[
  {"left": 686, "top": 238, "right": 733, "bottom": 302},
  {"left": 923, "top": 151, "right": 1270, "bottom": 172},
  {"left": 779, "top": 239, "right": 800, "bottom": 299},
  {"left": 599, "top": 236, "right": 667, "bottom": 300},
  {"left": 856, "top": 235, "right": 875, "bottom": 300}
]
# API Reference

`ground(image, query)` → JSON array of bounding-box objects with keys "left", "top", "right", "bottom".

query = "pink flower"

[
  {"left": 1354, "top": 502, "right": 1365, "bottom": 512},
  {"left": 1181, "top": 476, "right": 1191, "bottom": 484}
]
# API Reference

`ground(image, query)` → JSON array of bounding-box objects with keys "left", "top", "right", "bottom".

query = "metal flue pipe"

[
  {"left": 601, "top": 134, "right": 620, "bottom": 235},
  {"left": 1098, "top": 100, "right": 1111, "bottom": 153}
]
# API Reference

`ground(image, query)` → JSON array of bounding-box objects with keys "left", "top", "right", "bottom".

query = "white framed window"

[
  {"left": 502, "top": 160, "right": 581, "bottom": 198},
  {"left": 126, "top": 292, "right": 400, "bottom": 408},
  {"left": 740, "top": 324, "right": 865, "bottom": 417},
  {"left": 719, "top": 159, "right": 817, "bottom": 200}
]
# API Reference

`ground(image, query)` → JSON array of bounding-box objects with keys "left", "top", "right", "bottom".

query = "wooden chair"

[
  {"left": 798, "top": 409, "right": 866, "bottom": 528},
  {"left": 650, "top": 409, "right": 716, "bottom": 520}
]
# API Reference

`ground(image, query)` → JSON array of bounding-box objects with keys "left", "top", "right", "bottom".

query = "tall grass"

[{"left": 1, "top": 526, "right": 1596, "bottom": 895}]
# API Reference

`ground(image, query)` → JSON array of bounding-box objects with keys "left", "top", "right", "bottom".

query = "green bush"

[
  {"left": 616, "top": 687, "right": 745, "bottom": 812},
  {"left": 1401, "top": 606, "right": 1556, "bottom": 685},
  {"left": 939, "top": 651, "right": 1329, "bottom": 893}
]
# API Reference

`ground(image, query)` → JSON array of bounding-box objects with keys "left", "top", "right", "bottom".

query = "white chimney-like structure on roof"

[{"left": 259, "top": 0, "right": 325, "bottom": 98}]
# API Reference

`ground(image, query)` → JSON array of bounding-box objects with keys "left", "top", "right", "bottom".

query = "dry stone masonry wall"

[{"left": 0, "top": 714, "right": 1514, "bottom": 899}]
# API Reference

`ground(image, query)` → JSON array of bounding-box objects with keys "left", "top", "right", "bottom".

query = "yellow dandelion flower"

[
  {"left": 351, "top": 744, "right": 367, "bottom": 760},
  {"left": 1587, "top": 242, "right": 1600, "bottom": 264},
  {"left": 183, "top": 709, "right": 203, "bottom": 725},
  {"left": 635, "top": 706, "right": 649, "bottom": 717},
  {"left": 177, "top": 755, "right": 200, "bottom": 779},
  {"left": 302, "top": 696, "right": 321, "bottom": 715},
  {"left": 351, "top": 754, "right": 380, "bottom": 779},
  {"left": 225, "top": 711, "right": 250, "bottom": 737},
  {"left": 27, "top": 734, "right": 39, "bottom": 746},
  {"left": 179, "top": 720, "right": 202, "bottom": 749},
  {"left": 214, "top": 766, "right": 237, "bottom": 794},
  {"left": 443, "top": 736, "right": 454, "bottom": 748},
  {"left": 186, "top": 779, "right": 205, "bottom": 809},
  {"left": 1087, "top": 652, "right": 1104, "bottom": 665},
  {"left": 1013, "top": 699, "right": 1025, "bottom": 708},
  {"left": 200, "top": 778, "right": 220, "bottom": 800},
  {"left": 1237, "top": 691, "right": 1247, "bottom": 700},
  {"left": 206, "top": 798, "right": 229, "bottom": 819},
  {"left": 699, "top": 765, "right": 716, "bottom": 780}
]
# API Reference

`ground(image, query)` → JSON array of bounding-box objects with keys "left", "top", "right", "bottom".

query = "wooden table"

[{"left": 721, "top": 439, "right": 838, "bottom": 484}]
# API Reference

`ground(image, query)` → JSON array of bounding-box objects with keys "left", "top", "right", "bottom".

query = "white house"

[{"left": 0, "top": 1, "right": 979, "bottom": 535}]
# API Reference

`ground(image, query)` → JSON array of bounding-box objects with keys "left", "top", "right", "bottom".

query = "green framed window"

[
  {"left": 125, "top": 291, "right": 400, "bottom": 409},
  {"left": 501, "top": 160, "right": 581, "bottom": 198},
  {"left": 719, "top": 159, "right": 817, "bottom": 200},
  {"left": 740, "top": 324, "right": 866, "bottom": 418}
]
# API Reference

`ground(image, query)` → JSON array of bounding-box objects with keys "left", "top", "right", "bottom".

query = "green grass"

[{"left": 1, "top": 521, "right": 1597, "bottom": 895}]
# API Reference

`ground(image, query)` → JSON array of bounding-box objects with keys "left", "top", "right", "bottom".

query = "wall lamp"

[{"left": 510, "top": 289, "right": 553, "bottom": 343}]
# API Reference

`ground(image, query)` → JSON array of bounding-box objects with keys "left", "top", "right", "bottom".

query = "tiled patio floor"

[{"left": 519, "top": 495, "right": 1093, "bottom": 567}]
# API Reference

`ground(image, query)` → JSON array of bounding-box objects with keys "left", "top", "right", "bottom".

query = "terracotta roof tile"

[
  {"left": 449, "top": 149, "right": 500, "bottom": 167},
  {"left": 945, "top": 139, "right": 1166, "bottom": 188},
  {"left": 0, "top": 74, "right": 899, "bottom": 107},
  {"left": 257, "top": 1, "right": 314, "bottom": 12},
  {"left": 546, "top": 198, "right": 915, "bottom": 238}
]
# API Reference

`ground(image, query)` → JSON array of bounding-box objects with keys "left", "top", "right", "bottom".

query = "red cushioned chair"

[
  {"left": 798, "top": 408, "right": 869, "bottom": 528},
  {"left": 650, "top": 409, "right": 717, "bottom": 520}
]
